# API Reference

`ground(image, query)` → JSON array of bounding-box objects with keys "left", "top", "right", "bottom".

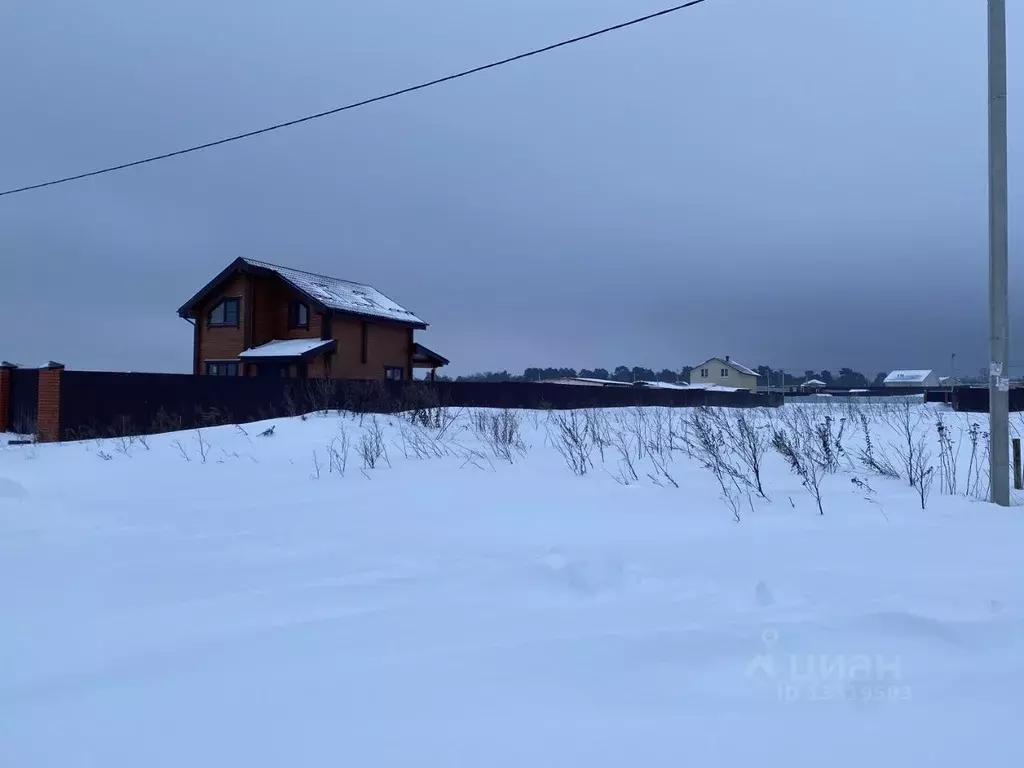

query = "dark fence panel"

[
  {"left": 819, "top": 386, "right": 931, "bottom": 397},
  {"left": 57, "top": 371, "right": 782, "bottom": 440},
  {"left": 951, "top": 386, "right": 1024, "bottom": 413},
  {"left": 7, "top": 369, "right": 38, "bottom": 435}
]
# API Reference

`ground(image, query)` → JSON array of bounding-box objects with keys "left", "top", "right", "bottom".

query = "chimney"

[{"left": 725, "top": 355, "right": 730, "bottom": 362}]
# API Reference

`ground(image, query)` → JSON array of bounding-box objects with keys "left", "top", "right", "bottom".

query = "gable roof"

[
  {"left": 178, "top": 257, "right": 426, "bottom": 328},
  {"left": 692, "top": 357, "right": 760, "bottom": 377},
  {"left": 883, "top": 370, "right": 933, "bottom": 384}
]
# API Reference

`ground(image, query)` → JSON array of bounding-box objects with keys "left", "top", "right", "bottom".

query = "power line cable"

[{"left": 0, "top": 0, "right": 711, "bottom": 198}]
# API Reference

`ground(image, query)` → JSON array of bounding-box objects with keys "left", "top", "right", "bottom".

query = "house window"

[
  {"left": 288, "top": 301, "right": 309, "bottom": 329},
  {"left": 206, "top": 361, "right": 239, "bottom": 376},
  {"left": 721, "top": 368, "right": 729, "bottom": 377},
  {"left": 208, "top": 298, "right": 240, "bottom": 327},
  {"left": 701, "top": 368, "right": 708, "bottom": 378},
  {"left": 384, "top": 366, "right": 404, "bottom": 381}
]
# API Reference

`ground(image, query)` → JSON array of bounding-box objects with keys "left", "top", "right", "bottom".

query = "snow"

[
  {"left": 685, "top": 382, "right": 742, "bottom": 392},
  {"left": 637, "top": 380, "right": 689, "bottom": 390},
  {"left": 239, "top": 338, "right": 335, "bottom": 359},
  {"left": 1, "top": 403, "right": 1023, "bottom": 766},
  {"left": 884, "top": 370, "right": 934, "bottom": 384},
  {"left": 242, "top": 258, "right": 425, "bottom": 326}
]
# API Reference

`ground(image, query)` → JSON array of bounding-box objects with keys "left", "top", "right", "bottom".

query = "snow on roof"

[
  {"left": 544, "top": 377, "right": 632, "bottom": 387},
  {"left": 692, "top": 358, "right": 760, "bottom": 377},
  {"left": 883, "top": 370, "right": 933, "bottom": 384},
  {"left": 685, "top": 383, "right": 743, "bottom": 393},
  {"left": 239, "top": 339, "right": 335, "bottom": 359},
  {"left": 802, "top": 379, "right": 827, "bottom": 387},
  {"left": 242, "top": 259, "right": 425, "bottom": 326},
  {"left": 637, "top": 380, "right": 689, "bottom": 390}
]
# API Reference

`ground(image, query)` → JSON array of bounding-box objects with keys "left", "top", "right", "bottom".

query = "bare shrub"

[
  {"left": 772, "top": 425, "right": 825, "bottom": 516},
  {"left": 584, "top": 409, "right": 611, "bottom": 464},
  {"left": 195, "top": 430, "right": 210, "bottom": 464},
  {"left": 686, "top": 407, "right": 749, "bottom": 521},
  {"left": 282, "top": 387, "right": 298, "bottom": 418},
  {"left": 97, "top": 450, "right": 114, "bottom": 461},
  {"left": 935, "top": 416, "right": 960, "bottom": 496},
  {"left": 914, "top": 451, "right": 935, "bottom": 510},
  {"left": 311, "top": 450, "right": 323, "bottom": 479},
  {"left": 152, "top": 407, "right": 183, "bottom": 435},
  {"left": 814, "top": 416, "right": 839, "bottom": 474},
  {"left": 965, "top": 422, "right": 990, "bottom": 499},
  {"left": 327, "top": 429, "right": 350, "bottom": 476},
  {"left": 733, "top": 412, "right": 770, "bottom": 499},
  {"left": 550, "top": 411, "right": 594, "bottom": 476},
  {"left": 608, "top": 424, "right": 639, "bottom": 485},
  {"left": 358, "top": 417, "right": 389, "bottom": 470},
  {"left": 472, "top": 409, "right": 526, "bottom": 464},
  {"left": 395, "top": 421, "right": 450, "bottom": 461},
  {"left": 305, "top": 377, "right": 335, "bottom": 416},
  {"left": 172, "top": 438, "right": 190, "bottom": 462},
  {"left": 647, "top": 450, "right": 679, "bottom": 488},
  {"left": 856, "top": 413, "right": 900, "bottom": 479},
  {"left": 885, "top": 401, "right": 926, "bottom": 487}
]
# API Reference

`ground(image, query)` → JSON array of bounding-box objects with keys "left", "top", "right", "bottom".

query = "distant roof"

[
  {"left": 637, "top": 380, "right": 689, "bottom": 390},
  {"left": 178, "top": 257, "right": 426, "bottom": 327},
  {"left": 803, "top": 378, "right": 827, "bottom": 387},
  {"left": 543, "top": 377, "right": 632, "bottom": 387},
  {"left": 883, "top": 370, "right": 933, "bottom": 384},
  {"left": 692, "top": 357, "right": 760, "bottom": 377},
  {"left": 685, "top": 382, "right": 742, "bottom": 393},
  {"left": 238, "top": 338, "right": 336, "bottom": 359}
]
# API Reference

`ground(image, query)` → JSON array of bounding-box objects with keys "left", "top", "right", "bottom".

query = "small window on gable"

[
  {"left": 384, "top": 366, "right": 404, "bottom": 381},
  {"left": 289, "top": 301, "right": 309, "bottom": 329},
  {"left": 208, "top": 297, "right": 240, "bottom": 327},
  {"left": 701, "top": 368, "right": 708, "bottom": 378},
  {"left": 721, "top": 368, "right": 729, "bottom": 377}
]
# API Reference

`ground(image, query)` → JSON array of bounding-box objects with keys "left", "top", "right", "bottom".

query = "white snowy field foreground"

[{"left": 2, "top": 403, "right": 1024, "bottom": 766}]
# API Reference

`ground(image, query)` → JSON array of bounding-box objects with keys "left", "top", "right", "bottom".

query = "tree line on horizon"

[{"left": 435, "top": 366, "right": 892, "bottom": 388}]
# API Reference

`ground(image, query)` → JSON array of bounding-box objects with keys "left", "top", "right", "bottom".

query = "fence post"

[
  {"left": 1014, "top": 438, "right": 1022, "bottom": 491},
  {"left": 0, "top": 362, "right": 15, "bottom": 433},
  {"left": 37, "top": 361, "right": 65, "bottom": 442}
]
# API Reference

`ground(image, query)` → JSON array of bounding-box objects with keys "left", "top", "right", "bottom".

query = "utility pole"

[{"left": 988, "top": 0, "right": 1010, "bottom": 506}]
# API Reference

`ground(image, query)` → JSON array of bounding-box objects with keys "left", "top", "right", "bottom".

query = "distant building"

[
  {"left": 690, "top": 356, "right": 759, "bottom": 393},
  {"left": 883, "top": 370, "right": 940, "bottom": 388},
  {"left": 800, "top": 378, "right": 827, "bottom": 390}
]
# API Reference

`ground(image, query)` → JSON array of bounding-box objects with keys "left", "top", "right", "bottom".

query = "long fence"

[{"left": 0, "top": 366, "right": 783, "bottom": 442}]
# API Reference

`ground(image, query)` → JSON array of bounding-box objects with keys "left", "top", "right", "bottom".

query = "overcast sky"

[{"left": 1, "top": 0, "right": 1020, "bottom": 377}]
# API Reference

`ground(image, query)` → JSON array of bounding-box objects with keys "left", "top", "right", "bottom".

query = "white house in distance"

[
  {"left": 883, "top": 369, "right": 940, "bottom": 388},
  {"left": 690, "top": 356, "right": 759, "bottom": 392}
]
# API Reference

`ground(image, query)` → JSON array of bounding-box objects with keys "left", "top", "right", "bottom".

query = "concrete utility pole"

[{"left": 988, "top": 0, "right": 1010, "bottom": 506}]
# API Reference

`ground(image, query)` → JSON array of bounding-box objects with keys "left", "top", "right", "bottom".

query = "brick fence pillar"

[
  {"left": 37, "top": 361, "right": 64, "bottom": 442},
  {"left": 0, "top": 362, "right": 15, "bottom": 433}
]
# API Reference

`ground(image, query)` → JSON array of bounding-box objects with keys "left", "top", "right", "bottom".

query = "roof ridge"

[{"left": 243, "top": 258, "right": 371, "bottom": 289}]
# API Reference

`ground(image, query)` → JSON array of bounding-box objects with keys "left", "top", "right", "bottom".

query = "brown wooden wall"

[{"left": 193, "top": 272, "right": 413, "bottom": 380}]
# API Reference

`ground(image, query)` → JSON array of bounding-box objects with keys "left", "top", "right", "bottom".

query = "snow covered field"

[{"left": 1, "top": 402, "right": 1023, "bottom": 766}]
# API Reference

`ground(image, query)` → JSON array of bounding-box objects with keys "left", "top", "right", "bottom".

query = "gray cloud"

[{"left": 0, "top": 0, "right": 1019, "bottom": 378}]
